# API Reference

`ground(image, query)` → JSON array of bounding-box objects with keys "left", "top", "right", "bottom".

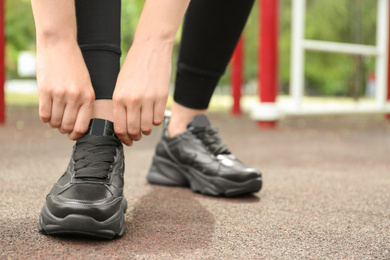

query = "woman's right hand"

[{"left": 36, "top": 41, "right": 95, "bottom": 140}]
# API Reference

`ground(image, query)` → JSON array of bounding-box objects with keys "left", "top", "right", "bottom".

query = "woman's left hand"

[{"left": 113, "top": 40, "right": 172, "bottom": 146}]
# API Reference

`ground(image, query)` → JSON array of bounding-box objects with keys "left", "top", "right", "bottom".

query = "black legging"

[{"left": 76, "top": 0, "right": 254, "bottom": 109}]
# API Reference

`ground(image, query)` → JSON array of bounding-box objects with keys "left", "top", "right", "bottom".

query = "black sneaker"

[
  {"left": 147, "top": 114, "right": 262, "bottom": 196},
  {"left": 38, "top": 119, "right": 127, "bottom": 239}
]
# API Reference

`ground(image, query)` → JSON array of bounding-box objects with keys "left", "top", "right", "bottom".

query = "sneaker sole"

[
  {"left": 147, "top": 155, "right": 262, "bottom": 197},
  {"left": 38, "top": 197, "right": 127, "bottom": 239}
]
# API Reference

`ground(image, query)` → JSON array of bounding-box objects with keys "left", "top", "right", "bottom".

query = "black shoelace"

[
  {"left": 73, "top": 135, "right": 120, "bottom": 179},
  {"left": 191, "top": 126, "right": 231, "bottom": 155}
]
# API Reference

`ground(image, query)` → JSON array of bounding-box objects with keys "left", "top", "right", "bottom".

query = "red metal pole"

[
  {"left": 231, "top": 36, "right": 244, "bottom": 116},
  {"left": 0, "top": 0, "right": 5, "bottom": 124},
  {"left": 258, "top": 0, "right": 278, "bottom": 128}
]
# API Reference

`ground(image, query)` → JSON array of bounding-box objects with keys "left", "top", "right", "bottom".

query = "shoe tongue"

[
  {"left": 187, "top": 114, "right": 211, "bottom": 128},
  {"left": 85, "top": 118, "right": 117, "bottom": 137}
]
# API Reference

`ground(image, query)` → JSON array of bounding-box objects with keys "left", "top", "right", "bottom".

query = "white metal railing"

[{"left": 289, "top": 0, "right": 389, "bottom": 115}]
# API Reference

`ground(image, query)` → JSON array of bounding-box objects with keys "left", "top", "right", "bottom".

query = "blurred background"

[
  {"left": 2, "top": 2, "right": 390, "bottom": 259},
  {"left": 2, "top": 0, "right": 382, "bottom": 108}
]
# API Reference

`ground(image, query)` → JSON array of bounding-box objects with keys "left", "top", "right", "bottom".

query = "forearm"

[
  {"left": 133, "top": 0, "right": 190, "bottom": 46},
  {"left": 31, "top": 0, "right": 77, "bottom": 47}
]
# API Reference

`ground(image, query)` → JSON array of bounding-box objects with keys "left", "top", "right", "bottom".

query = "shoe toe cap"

[
  {"left": 60, "top": 183, "right": 112, "bottom": 201},
  {"left": 46, "top": 183, "right": 122, "bottom": 222},
  {"left": 245, "top": 167, "right": 262, "bottom": 178},
  {"left": 46, "top": 194, "right": 123, "bottom": 222},
  {"left": 220, "top": 167, "right": 262, "bottom": 182}
]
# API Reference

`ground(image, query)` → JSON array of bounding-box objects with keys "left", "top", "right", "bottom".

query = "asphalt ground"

[{"left": 1, "top": 105, "right": 389, "bottom": 259}]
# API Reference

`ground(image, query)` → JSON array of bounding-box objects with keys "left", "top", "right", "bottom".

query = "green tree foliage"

[
  {"left": 4, "top": 0, "right": 378, "bottom": 97},
  {"left": 303, "top": 0, "right": 377, "bottom": 97},
  {"left": 5, "top": 0, "right": 35, "bottom": 78},
  {"left": 120, "top": 0, "right": 143, "bottom": 64}
]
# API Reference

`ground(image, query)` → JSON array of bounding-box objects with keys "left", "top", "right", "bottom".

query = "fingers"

[
  {"left": 38, "top": 86, "right": 94, "bottom": 140},
  {"left": 140, "top": 105, "right": 153, "bottom": 136},
  {"left": 38, "top": 92, "right": 52, "bottom": 123},
  {"left": 153, "top": 99, "right": 167, "bottom": 126},
  {"left": 68, "top": 103, "right": 92, "bottom": 140},
  {"left": 113, "top": 96, "right": 157, "bottom": 145},
  {"left": 49, "top": 97, "right": 65, "bottom": 129},
  {"left": 126, "top": 103, "right": 142, "bottom": 141},
  {"left": 58, "top": 102, "right": 79, "bottom": 134},
  {"left": 113, "top": 103, "right": 133, "bottom": 146}
]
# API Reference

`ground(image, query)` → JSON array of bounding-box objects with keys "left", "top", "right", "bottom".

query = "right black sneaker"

[
  {"left": 147, "top": 114, "right": 262, "bottom": 197},
  {"left": 38, "top": 119, "right": 127, "bottom": 239}
]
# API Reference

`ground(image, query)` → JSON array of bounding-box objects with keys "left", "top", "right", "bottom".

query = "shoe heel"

[{"left": 147, "top": 156, "right": 189, "bottom": 187}]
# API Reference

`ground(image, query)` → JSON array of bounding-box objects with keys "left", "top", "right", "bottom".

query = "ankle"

[
  {"left": 167, "top": 120, "right": 187, "bottom": 137},
  {"left": 92, "top": 99, "right": 113, "bottom": 122},
  {"left": 168, "top": 102, "right": 207, "bottom": 137}
]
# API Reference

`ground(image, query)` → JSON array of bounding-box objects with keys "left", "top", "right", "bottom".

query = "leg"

[
  {"left": 147, "top": 0, "right": 262, "bottom": 196},
  {"left": 38, "top": 0, "right": 127, "bottom": 239},
  {"left": 76, "top": 0, "right": 122, "bottom": 121},
  {"left": 169, "top": 0, "right": 255, "bottom": 137}
]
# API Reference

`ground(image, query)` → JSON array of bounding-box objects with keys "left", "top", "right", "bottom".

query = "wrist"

[
  {"left": 133, "top": 34, "right": 175, "bottom": 48},
  {"left": 36, "top": 30, "right": 77, "bottom": 50},
  {"left": 132, "top": 34, "right": 175, "bottom": 53}
]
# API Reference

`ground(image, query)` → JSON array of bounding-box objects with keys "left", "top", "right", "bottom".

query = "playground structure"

[
  {"left": 290, "top": 0, "right": 389, "bottom": 115},
  {"left": 1, "top": 0, "right": 389, "bottom": 125},
  {"left": 230, "top": 0, "right": 390, "bottom": 126}
]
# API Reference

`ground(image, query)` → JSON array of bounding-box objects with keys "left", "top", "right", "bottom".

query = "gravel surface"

[{"left": 1, "top": 106, "right": 389, "bottom": 259}]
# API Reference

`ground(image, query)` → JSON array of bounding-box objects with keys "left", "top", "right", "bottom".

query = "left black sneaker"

[
  {"left": 38, "top": 119, "right": 127, "bottom": 239},
  {"left": 147, "top": 114, "right": 262, "bottom": 197}
]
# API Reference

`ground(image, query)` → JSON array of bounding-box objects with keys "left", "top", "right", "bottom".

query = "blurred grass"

[{"left": 5, "top": 93, "right": 39, "bottom": 106}]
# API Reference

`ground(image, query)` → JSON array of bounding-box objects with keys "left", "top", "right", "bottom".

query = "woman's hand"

[
  {"left": 36, "top": 41, "right": 95, "bottom": 140},
  {"left": 112, "top": 0, "right": 190, "bottom": 146},
  {"left": 113, "top": 40, "right": 172, "bottom": 146},
  {"left": 32, "top": 0, "right": 94, "bottom": 140}
]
